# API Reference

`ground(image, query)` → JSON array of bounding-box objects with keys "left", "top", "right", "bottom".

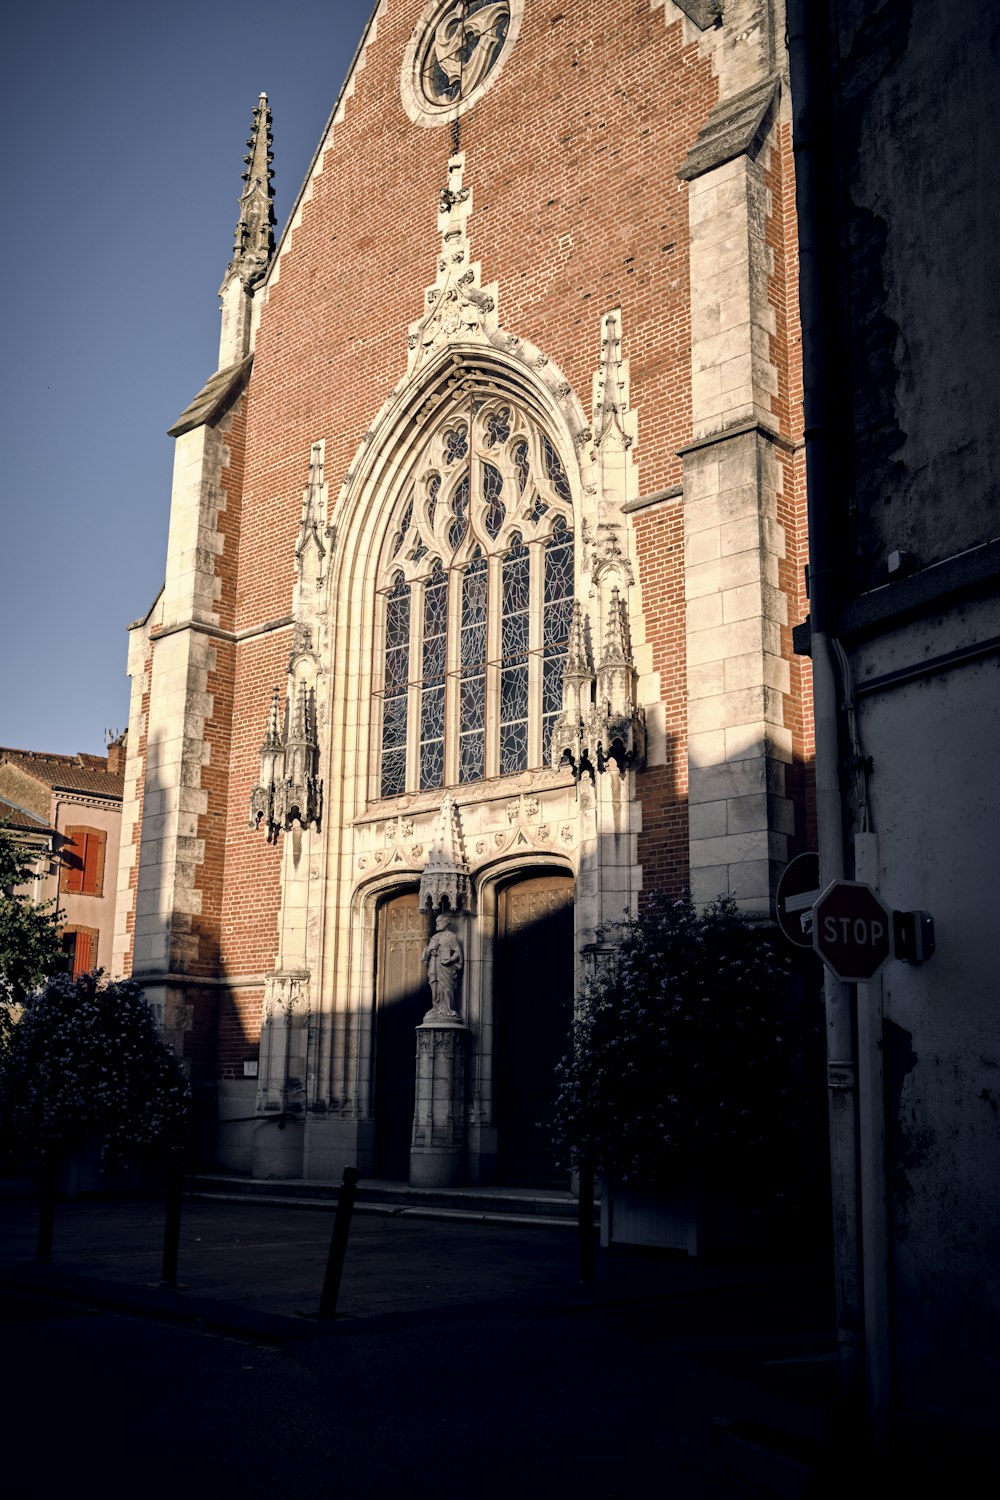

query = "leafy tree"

[
  {"left": 550, "top": 894, "right": 818, "bottom": 1198},
  {"left": 0, "top": 824, "right": 64, "bottom": 1015},
  {"left": 0, "top": 970, "right": 190, "bottom": 1170}
]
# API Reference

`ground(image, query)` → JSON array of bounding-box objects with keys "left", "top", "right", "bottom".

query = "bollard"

[
  {"left": 36, "top": 1162, "right": 58, "bottom": 1264},
  {"left": 160, "top": 1157, "right": 184, "bottom": 1288},
  {"left": 578, "top": 1158, "right": 595, "bottom": 1283},
  {"left": 319, "top": 1165, "right": 360, "bottom": 1319}
]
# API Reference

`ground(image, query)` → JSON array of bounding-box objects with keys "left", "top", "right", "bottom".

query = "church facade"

[{"left": 113, "top": 1, "right": 810, "bottom": 1184}]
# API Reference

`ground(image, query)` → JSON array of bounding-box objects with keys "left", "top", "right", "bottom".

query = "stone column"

[
  {"left": 679, "top": 73, "right": 795, "bottom": 916},
  {"left": 409, "top": 1020, "right": 468, "bottom": 1188}
]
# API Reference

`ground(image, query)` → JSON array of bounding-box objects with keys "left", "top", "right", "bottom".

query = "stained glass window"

[{"left": 377, "top": 399, "right": 575, "bottom": 797}]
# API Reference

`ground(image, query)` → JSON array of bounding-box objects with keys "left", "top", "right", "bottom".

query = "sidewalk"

[{"left": 0, "top": 1188, "right": 839, "bottom": 1495}]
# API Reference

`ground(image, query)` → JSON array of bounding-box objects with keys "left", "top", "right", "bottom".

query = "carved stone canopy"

[
  {"left": 550, "top": 590, "right": 645, "bottom": 779},
  {"left": 419, "top": 796, "right": 471, "bottom": 912},
  {"left": 249, "top": 680, "right": 323, "bottom": 842}
]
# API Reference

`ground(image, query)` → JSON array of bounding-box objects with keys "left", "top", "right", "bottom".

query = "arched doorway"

[
  {"left": 495, "top": 871, "right": 575, "bottom": 1185},
  {"left": 374, "top": 891, "right": 429, "bottom": 1179}
]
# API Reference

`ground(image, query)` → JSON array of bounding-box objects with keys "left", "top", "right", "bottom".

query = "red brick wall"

[
  {"left": 633, "top": 499, "right": 689, "bottom": 900},
  {"left": 200, "top": 5, "right": 808, "bottom": 1063},
  {"left": 765, "top": 124, "right": 814, "bottom": 857}
]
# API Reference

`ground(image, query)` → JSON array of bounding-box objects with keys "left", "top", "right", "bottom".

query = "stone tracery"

[{"left": 375, "top": 395, "right": 576, "bottom": 799}]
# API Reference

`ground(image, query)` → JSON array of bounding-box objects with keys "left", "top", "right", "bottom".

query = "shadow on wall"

[{"left": 237, "top": 741, "right": 826, "bottom": 1217}]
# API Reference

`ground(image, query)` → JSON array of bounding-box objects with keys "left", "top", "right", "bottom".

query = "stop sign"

[{"left": 813, "top": 880, "right": 892, "bottom": 982}]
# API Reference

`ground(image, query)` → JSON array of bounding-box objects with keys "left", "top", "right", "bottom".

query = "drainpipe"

[{"left": 786, "top": 0, "right": 865, "bottom": 1418}]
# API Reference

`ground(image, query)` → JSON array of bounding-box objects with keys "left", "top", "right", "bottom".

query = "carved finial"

[
  {"left": 599, "top": 587, "right": 631, "bottom": 668},
  {"left": 592, "top": 308, "right": 632, "bottom": 450},
  {"left": 566, "top": 601, "right": 589, "bottom": 676},
  {"left": 295, "top": 440, "right": 327, "bottom": 577},
  {"left": 264, "top": 684, "right": 282, "bottom": 749},
  {"left": 227, "top": 92, "right": 275, "bottom": 292}
]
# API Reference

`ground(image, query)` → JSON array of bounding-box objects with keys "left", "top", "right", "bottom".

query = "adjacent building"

[
  {"left": 790, "top": 0, "right": 1000, "bottom": 1461},
  {"left": 0, "top": 742, "right": 126, "bottom": 976}
]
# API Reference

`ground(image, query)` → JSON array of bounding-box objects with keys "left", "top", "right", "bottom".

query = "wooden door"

[
  {"left": 496, "top": 873, "right": 575, "bottom": 1185},
  {"left": 374, "top": 892, "right": 430, "bottom": 1180}
]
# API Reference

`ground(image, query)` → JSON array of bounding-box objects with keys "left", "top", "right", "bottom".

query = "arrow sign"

[{"left": 813, "top": 879, "right": 892, "bottom": 983}]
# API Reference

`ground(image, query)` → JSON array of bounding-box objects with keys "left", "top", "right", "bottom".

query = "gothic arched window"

[{"left": 376, "top": 399, "right": 574, "bottom": 798}]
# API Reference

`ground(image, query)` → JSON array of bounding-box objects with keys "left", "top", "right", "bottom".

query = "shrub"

[
  {"left": 550, "top": 894, "right": 815, "bottom": 1197},
  {"left": 0, "top": 970, "right": 190, "bottom": 1170}
]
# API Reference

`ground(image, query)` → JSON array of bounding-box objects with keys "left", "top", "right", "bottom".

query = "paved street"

[{"left": 0, "top": 1191, "right": 836, "bottom": 1496}]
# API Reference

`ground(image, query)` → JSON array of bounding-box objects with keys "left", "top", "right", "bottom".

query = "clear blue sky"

[{"left": 1, "top": 0, "right": 375, "bottom": 756}]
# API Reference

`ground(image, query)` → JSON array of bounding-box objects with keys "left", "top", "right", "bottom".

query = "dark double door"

[
  {"left": 374, "top": 873, "right": 575, "bottom": 1184},
  {"left": 495, "top": 873, "right": 575, "bottom": 1185}
]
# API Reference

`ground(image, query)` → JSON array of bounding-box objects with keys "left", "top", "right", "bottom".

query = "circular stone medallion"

[{"left": 401, "top": 0, "right": 523, "bottom": 127}]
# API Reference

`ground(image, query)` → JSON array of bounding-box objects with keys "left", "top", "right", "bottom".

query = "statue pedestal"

[{"left": 409, "top": 1020, "right": 467, "bottom": 1188}]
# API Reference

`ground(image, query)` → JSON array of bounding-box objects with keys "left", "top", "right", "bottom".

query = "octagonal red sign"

[{"left": 813, "top": 879, "right": 892, "bottom": 982}]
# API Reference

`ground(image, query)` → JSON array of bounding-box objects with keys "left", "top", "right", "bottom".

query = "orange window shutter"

[
  {"left": 74, "top": 929, "right": 94, "bottom": 975},
  {"left": 63, "top": 830, "right": 85, "bottom": 893},
  {"left": 82, "top": 832, "right": 105, "bottom": 896}
]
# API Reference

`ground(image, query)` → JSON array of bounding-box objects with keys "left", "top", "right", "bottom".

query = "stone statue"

[{"left": 422, "top": 913, "right": 463, "bottom": 1020}]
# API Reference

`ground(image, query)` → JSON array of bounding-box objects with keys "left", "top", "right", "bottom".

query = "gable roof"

[{"left": 0, "top": 748, "right": 124, "bottom": 802}]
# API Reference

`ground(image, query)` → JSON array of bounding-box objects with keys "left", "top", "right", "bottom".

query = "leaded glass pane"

[
  {"left": 380, "top": 574, "right": 411, "bottom": 799},
  {"left": 459, "top": 552, "right": 487, "bottom": 784},
  {"left": 543, "top": 646, "right": 565, "bottom": 716},
  {"left": 486, "top": 406, "right": 512, "bottom": 447},
  {"left": 503, "top": 608, "right": 529, "bottom": 658},
  {"left": 483, "top": 462, "right": 505, "bottom": 539},
  {"left": 526, "top": 492, "right": 549, "bottom": 525},
  {"left": 381, "top": 748, "right": 406, "bottom": 799},
  {"left": 427, "top": 473, "right": 441, "bottom": 529},
  {"left": 419, "top": 567, "right": 448, "bottom": 791},
  {"left": 501, "top": 663, "right": 529, "bottom": 721},
  {"left": 502, "top": 540, "right": 530, "bottom": 613},
  {"left": 384, "top": 645, "right": 409, "bottom": 694},
  {"left": 445, "top": 426, "right": 469, "bottom": 465},
  {"left": 421, "top": 681, "right": 445, "bottom": 743},
  {"left": 500, "top": 718, "right": 528, "bottom": 777},
  {"left": 449, "top": 474, "right": 470, "bottom": 550},
  {"left": 513, "top": 441, "right": 530, "bottom": 494},
  {"left": 420, "top": 736, "right": 445, "bottom": 790},
  {"left": 385, "top": 574, "right": 410, "bottom": 648},
  {"left": 461, "top": 621, "right": 486, "bottom": 668},
  {"left": 460, "top": 675, "right": 486, "bottom": 731},
  {"left": 542, "top": 434, "right": 572, "bottom": 502},
  {"left": 541, "top": 528, "right": 574, "bottom": 764},
  {"left": 392, "top": 499, "right": 412, "bottom": 558},
  {"left": 544, "top": 543, "right": 573, "bottom": 606},
  {"left": 460, "top": 734, "right": 485, "bottom": 782},
  {"left": 381, "top": 689, "right": 409, "bottom": 751}
]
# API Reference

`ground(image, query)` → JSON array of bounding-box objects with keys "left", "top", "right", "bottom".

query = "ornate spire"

[
  {"left": 551, "top": 602, "right": 595, "bottom": 773},
  {"left": 419, "top": 797, "right": 471, "bottom": 913},
  {"left": 593, "top": 588, "right": 644, "bottom": 773},
  {"left": 227, "top": 92, "right": 275, "bottom": 293}
]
